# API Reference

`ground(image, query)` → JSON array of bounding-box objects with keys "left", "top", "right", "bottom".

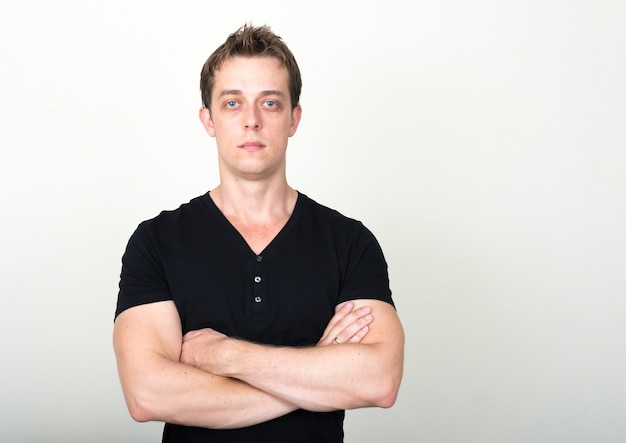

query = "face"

[{"left": 199, "top": 56, "right": 302, "bottom": 182}]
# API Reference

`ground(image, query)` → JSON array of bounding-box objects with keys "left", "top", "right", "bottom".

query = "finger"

[
  {"left": 182, "top": 328, "right": 213, "bottom": 341},
  {"left": 347, "top": 325, "right": 369, "bottom": 344},
  {"left": 318, "top": 302, "right": 355, "bottom": 344},
  {"left": 334, "top": 313, "right": 373, "bottom": 344},
  {"left": 335, "top": 306, "right": 371, "bottom": 332},
  {"left": 335, "top": 301, "right": 354, "bottom": 314},
  {"left": 327, "top": 302, "right": 354, "bottom": 329},
  {"left": 330, "top": 307, "right": 371, "bottom": 340},
  {"left": 182, "top": 330, "right": 203, "bottom": 341},
  {"left": 318, "top": 303, "right": 371, "bottom": 346}
]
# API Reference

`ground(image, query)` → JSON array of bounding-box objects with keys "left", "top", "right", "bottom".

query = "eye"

[
  {"left": 265, "top": 100, "right": 278, "bottom": 108},
  {"left": 225, "top": 100, "right": 238, "bottom": 108}
]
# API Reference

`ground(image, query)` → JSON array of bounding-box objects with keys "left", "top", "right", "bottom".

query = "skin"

[
  {"left": 113, "top": 55, "right": 405, "bottom": 429},
  {"left": 198, "top": 56, "right": 303, "bottom": 253},
  {"left": 200, "top": 56, "right": 301, "bottom": 184},
  {"left": 180, "top": 299, "right": 404, "bottom": 411},
  {"left": 114, "top": 301, "right": 375, "bottom": 428}
]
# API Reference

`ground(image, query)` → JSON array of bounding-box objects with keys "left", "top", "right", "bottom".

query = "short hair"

[{"left": 200, "top": 24, "right": 302, "bottom": 111}]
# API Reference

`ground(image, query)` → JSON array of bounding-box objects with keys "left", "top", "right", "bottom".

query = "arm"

[
  {"left": 181, "top": 299, "right": 404, "bottom": 412},
  {"left": 113, "top": 300, "right": 297, "bottom": 429},
  {"left": 113, "top": 300, "right": 375, "bottom": 429}
]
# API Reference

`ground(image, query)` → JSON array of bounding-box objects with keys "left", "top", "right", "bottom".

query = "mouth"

[{"left": 238, "top": 141, "right": 265, "bottom": 152}]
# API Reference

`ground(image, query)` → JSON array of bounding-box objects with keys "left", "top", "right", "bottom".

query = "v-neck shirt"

[
  {"left": 115, "top": 191, "right": 393, "bottom": 442},
  {"left": 116, "top": 191, "right": 393, "bottom": 344}
]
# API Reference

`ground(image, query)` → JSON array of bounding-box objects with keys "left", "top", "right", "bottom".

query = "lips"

[{"left": 239, "top": 141, "right": 265, "bottom": 152}]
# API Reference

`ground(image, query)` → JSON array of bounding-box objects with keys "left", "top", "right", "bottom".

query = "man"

[{"left": 113, "top": 24, "right": 404, "bottom": 442}]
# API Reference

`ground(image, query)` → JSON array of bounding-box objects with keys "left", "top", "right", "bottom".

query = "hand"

[
  {"left": 180, "top": 328, "right": 231, "bottom": 374},
  {"left": 317, "top": 301, "right": 373, "bottom": 346},
  {"left": 181, "top": 301, "right": 374, "bottom": 373}
]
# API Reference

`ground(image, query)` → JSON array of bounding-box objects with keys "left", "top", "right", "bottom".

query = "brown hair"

[{"left": 200, "top": 24, "right": 302, "bottom": 111}]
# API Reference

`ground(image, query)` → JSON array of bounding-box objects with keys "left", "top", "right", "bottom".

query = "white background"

[{"left": 1, "top": 1, "right": 625, "bottom": 442}]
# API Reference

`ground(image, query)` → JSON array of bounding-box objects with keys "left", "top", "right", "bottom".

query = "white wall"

[{"left": 1, "top": 1, "right": 624, "bottom": 442}]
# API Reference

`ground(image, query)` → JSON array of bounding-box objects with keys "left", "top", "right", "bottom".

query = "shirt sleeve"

[
  {"left": 336, "top": 222, "right": 395, "bottom": 308},
  {"left": 114, "top": 222, "right": 173, "bottom": 319}
]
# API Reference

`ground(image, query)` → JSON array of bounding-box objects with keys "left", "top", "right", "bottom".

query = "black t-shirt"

[{"left": 116, "top": 192, "right": 394, "bottom": 442}]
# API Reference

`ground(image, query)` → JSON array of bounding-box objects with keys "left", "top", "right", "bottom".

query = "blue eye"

[
  {"left": 265, "top": 100, "right": 277, "bottom": 108},
  {"left": 226, "top": 101, "right": 237, "bottom": 108}
]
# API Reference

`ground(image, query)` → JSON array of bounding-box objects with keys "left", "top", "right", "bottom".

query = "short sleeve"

[
  {"left": 337, "top": 223, "right": 394, "bottom": 308},
  {"left": 115, "top": 223, "right": 172, "bottom": 319}
]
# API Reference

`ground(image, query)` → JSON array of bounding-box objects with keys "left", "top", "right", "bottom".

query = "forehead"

[{"left": 213, "top": 56, "right": 289, "bottom": 94}]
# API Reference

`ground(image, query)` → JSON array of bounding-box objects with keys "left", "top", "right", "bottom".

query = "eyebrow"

[{"left": 218, "top": 89, "right": 286, "bottom": 99}]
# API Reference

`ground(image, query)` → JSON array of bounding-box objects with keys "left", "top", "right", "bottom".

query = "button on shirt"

[{"left": 115, "top": 191, "right": 394, "bottom": 443}]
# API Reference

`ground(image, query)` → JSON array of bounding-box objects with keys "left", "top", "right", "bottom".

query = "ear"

[
  {"left": 288, "top": 105, "right": 302, "bottom": 137},
  {"left": 199, "top": 107, "right": 216, "bottom": 137}
]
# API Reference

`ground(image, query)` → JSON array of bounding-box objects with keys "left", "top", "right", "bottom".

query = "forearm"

[
  {"left": 179, "top": 299, "right": 404, "bottom": 413},
  {"left": 118, "top": 353, "right": 297, "bottom": 429},
  {"left": 221, "top": 340, "right": 402, "bottom": 412},
  {"left": 113, "top": 302, "right": 297, "bottom": 430}
]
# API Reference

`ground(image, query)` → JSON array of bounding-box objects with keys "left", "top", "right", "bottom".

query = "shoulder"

[
  {"left": 295, "top": 192, "right": 384, "bottom": 258},
  {"left": 297, "top": 192, "right": 364, "bottom": 232},
  {"left": 123, "top": 193, "right": 216, "bottom": 256},
  {"left": 133, "top": 193, "right": 213, "bottom": 235},
  {"left": 143, "top": 193, "right": 211, "bottom": 225},
  {"left": 296, "top": 193, "right": 383, "bottom": 251}
]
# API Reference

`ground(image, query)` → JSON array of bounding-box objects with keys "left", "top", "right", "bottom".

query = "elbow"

[
  {"left": 377, "top": 387, "right": 399, "bottom": 409},
  {"left": 124, "top": 390, "right": 160, "bottom": 423},
  {"left": 128, "top": 403, "right": 153, "bottom": 423},
  {"left": 371, "top": 377, "right": 401, "bottom": 409},
  {"left": 364, "top": 362, "right": 403, "bottom": 409}
]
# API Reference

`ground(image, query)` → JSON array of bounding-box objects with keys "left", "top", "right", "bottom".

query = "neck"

[
  {"left": 209, "top": 180, "right": 298, "bottom": 255},
  {"left": 210, "top": 179, "right": 297, "bottom": 224}
]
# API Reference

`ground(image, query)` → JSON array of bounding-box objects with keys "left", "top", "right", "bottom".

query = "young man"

[{"left": 113, "top": 24, "right": 404, "bottom": 443}]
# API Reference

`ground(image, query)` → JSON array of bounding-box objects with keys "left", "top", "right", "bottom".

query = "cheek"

[{"left": 211, "top": 117, "right": 236, "bottom": 138}]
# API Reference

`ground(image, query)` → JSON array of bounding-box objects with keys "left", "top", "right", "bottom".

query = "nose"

[{"left": 244, "top": 106, "right": 261, "bottom": 130}]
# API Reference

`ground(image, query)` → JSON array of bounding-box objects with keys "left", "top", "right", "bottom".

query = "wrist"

[{"left": 218, "top": 337, "right": 249, "bottom": 378}]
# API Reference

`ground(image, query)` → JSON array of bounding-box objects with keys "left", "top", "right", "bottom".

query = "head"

[{"left": 200, "top": 24, "right": 302, "bottom": 112}]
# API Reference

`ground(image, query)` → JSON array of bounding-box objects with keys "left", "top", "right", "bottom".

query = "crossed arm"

[{"left": 113, "top": 299, "right": 404, "bottom": 429}]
